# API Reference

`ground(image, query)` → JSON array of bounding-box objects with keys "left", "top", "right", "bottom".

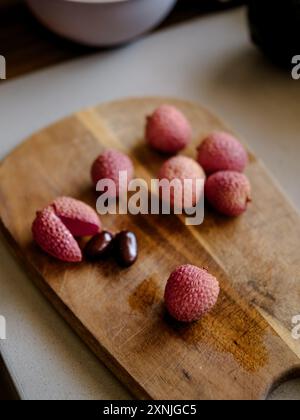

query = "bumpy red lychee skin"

[
  {"left": 197, "top": 132, "right": 248, "bottom": 175},
  {"left": 91, "top": 149, "right": 134, "bottom": 197},
  {"left": 146, "top": 105, "right": 192, "bottom": 154},
  {"left": 164, "top": 265, "right": 220, "bottom": 323},
  {"left": 205, "top": 171, "right": 252, "bottom": 217},
  {"left": 158, "top": 156, "right": 205, "bottom": 208},
  {"left": 32, "top": 207, "right": 82, "bottom": 263},
  {"left": 52, "top": 196, "right": 101, "bottom": 237}
]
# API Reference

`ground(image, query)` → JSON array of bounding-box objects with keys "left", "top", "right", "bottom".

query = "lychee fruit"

[
  {"left": 146, "top": 105, "right": 192, "bottom": 154},
  {"left": 158, "top": 156, "right": 206, "bottom": 208},
  {"left": 91, "top": 149, "right": 134, "bottom": 198},
  {"left": 52, "top": 196, "right": 101, "bottom": 237},
  {"left": 205, "top": 171, "right": 252, "bottom": 217},
  {"left": 197, "top": 132, "right": 248, "bottom": 175},
  {"left": 164, "top": 264, "right": 220, "bottom": 322},
  {"left": 32, "top": 207, "right": 82, "bottom": 263}
]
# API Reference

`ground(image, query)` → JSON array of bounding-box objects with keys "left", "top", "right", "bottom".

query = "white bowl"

[{"left": 26, "top": 0, "right": 177, "bottom": 47}]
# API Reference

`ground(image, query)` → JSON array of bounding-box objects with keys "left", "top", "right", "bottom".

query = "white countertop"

[{"left": 0, "top": 7, "right": 299, "bottom": 400}]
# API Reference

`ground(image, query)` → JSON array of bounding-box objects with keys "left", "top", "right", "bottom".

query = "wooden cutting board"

[{"left": 0, "top": 97, "right": 299, "bottom": 400}]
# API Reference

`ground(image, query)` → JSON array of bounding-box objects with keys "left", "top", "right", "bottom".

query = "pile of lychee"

[
  {"left": 32, "top": 103, "right": 253, "bottom": 324},
  {"left": 146, "top": 105, "right": 252, "bottom": 217},
  {"left": 91, "top": 105, "right": 251, "bottom": 217}
]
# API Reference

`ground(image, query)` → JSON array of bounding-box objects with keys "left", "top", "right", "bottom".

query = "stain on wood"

[{"left": 129, "top": 277, "right": 162, "bottom": 314}]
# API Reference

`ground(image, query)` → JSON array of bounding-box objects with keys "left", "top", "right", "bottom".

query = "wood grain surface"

[{"left": 0, "top": 97, "right": 299, "bottom": 400}]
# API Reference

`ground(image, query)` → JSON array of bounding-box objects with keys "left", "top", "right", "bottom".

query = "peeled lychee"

[
  {"left": 158, "top": 156, "right": 206, "bottom": 208},
  {"left": 146, "top": 105, "right": 192, "bottom": 154},
  {"left": 197, "top": 132, "right": 248, "bottom": 175},
  {"left": 52, "top": 196, "right": 101, "bottom": 237},
  {"left": 32, "top": 207, "right": 82, "bottom": 263},
  {"left": 91, "top": 149, "right": 134, "bottom": 197},
  {"left": 205, "top": 171, "right": 252, "bottom": 217},
  {"left": 164, "top": 264, "right": 220, "bottom": 322}
]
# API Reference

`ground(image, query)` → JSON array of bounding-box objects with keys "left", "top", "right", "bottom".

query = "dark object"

[
  {"left": 169, "top": 0, "right": 245, "bottom": 22},
  {"left": 248, "top": 0, "right": 300, "bottom": 66},
  {"left": 84, "top": 231, "right": 114, "bottom": 261},
  {"left": 0, "top": 355, "right": 19, "bottom": 400},
  {"left": 114, "top": 231, "right": 138, "bottom": 268},
  {"left": 205, "top": 0, "right": 245, "bottom": 9}
]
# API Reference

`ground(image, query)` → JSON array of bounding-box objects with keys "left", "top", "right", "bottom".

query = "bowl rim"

[{"left": 58, "top": 0, "right": 137, "bottom": 4}]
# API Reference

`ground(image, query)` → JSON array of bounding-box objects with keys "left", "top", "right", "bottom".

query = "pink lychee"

[
  {"left": 164, "top": 264, "right": 220, "bottom": 322},
  {"left": 197, "top": 132, "right": 248, "bottom": 175},
  {"left": 32, "top": 207, "right": 82, "bottom": 263},
  {"left": 52, "top": 196, "right": 101, "bottom": 237},
  {"left": 205, "top": 171, "right": 252, "bottom": 217},
  {"left": 158, "top": 156, "right": 206, "bottom": 208},
  {"left": 146, "top": 105, "right": 192, "bottom": 154},
  {"left": 91, "top": 149, "right": 134, "bottom": 197}
]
